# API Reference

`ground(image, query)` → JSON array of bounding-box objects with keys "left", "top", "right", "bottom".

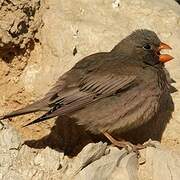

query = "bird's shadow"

[
  {"left": 24, "top": 116, "right": 94, "bottom": 156},
  {"left": 24, "top": 83, "right": 176, "bottom": 157}
]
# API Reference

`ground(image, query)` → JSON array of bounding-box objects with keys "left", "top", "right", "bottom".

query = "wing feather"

[{"left": 23, "top": 74, "right": 136, "bottom": 126}]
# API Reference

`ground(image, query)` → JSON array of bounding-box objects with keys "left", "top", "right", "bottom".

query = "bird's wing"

[{"left": 24, "top": 73, "right": 136, "bottom": 126}]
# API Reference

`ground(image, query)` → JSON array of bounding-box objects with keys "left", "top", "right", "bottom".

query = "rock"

[
  {"left": 0, "top": 122, "right": 22, "bottom": 150},
  {"left": 1, "top": 124, "right": 180, "bottom": 180},
  {"left": 112, "top": 0, "right": 121, "bottom": 8},
  {"left": 0, "top": 126, "right": 19, "bottom": 178},
  {"left": 74, "top": 147, "right": 131, "bottom": 180},
  {"left": 175, "top": 0, "right": 180, "bottom": 5},
  {"left": 140, "top": 146, "right": 180, "bottom": 180},
  {"left": 0, "top": 121, "right": 4, "bottom": 130},
  {"left": 0, "top": 0, "right": 43, "bottom": 60},
  {"left": 33, "top": 146, "right": 63, "bottom": 170},
  {"left": 2, "top": 170, "right": 24, "bottom": 180},
  {"left": 111, "top": 152, "right": 139, "bottom": 180},
  {"left": 0, "top": 125, "right": 137, "bottom": 180},
  {"left": 64, "top": 142, "right": 107, "bottom": 177},
  {"left": 0, "top": 124, "right": 64, "bottom": 179}
]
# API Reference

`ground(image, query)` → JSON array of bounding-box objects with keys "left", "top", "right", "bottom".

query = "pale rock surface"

[
  {"left": 0, "top": 123, "right": 22, "bottom": 179},
  {"left": 0, "top": 0, "right": 42, "bottom": 59},
  {"left": 64, "top": 142, "right": 107, "bottom": 177},
  {"left": 0, "top": 124, "right": 137, "bottom": 179},
  {"left": 1, "top": 124, "right": 180, "bottom": 179},
  {"left": 139, "top": 146, "right": 180, "bottom": 180},
  {"left": 33, "top": 146, "right": 63, "bottom": 171},
  {"left": 74, "top": 148, "right": 137, "bottom": 180}
]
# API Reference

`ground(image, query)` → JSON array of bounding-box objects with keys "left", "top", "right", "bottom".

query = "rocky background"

[{"left": 0, "top": 0, "right": 180, "bottom": 179}]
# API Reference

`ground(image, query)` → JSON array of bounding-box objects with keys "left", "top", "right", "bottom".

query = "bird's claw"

[{"left": 111, "top": 140, "right": 141, "bottom": 156}]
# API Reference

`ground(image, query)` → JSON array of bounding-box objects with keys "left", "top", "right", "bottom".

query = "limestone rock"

[
  {"left": 1, "top": 124, "right": 180, "bottom": 180},
  {"left": 64, "top": 142, "right": 107, "bottom": 177},
  {"left": 33, "top": 146, "right": 63, "bottom": 170},
  {"left": 0, "top": 122, "right": 22, "bottom": 150},
  {"left": 74, "top": 147, "right": 135, "bottom": 180},
  {"left": 0, "top": 0, "right": 42, "bottom": 60},
  {"left": 0, "top": 123, "right": 22, "bottom": 178},
  {"left": 139, "top": 146, "right": 180, "bottom": 180}
]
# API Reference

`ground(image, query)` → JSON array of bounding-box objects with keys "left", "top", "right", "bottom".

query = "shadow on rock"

[
  {"left": 0, "top": 40, "right": 35, "bottom": 63},
  {"left": 175, "top": 0, "right": 180, "bottom": 5},
  {"left": 25, "top": 84, "right": 176, "bottom": 156},
  {"left": 24, "top": 116, "right": 93, "bottom": 156}
]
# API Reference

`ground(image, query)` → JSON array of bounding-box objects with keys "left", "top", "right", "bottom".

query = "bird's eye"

[{"left": 143, "top": 44, "right": 152, "bottom": 50}]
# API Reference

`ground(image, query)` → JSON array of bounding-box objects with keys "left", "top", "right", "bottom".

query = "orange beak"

[{"left": 157, "top": 42, "right": 174, "bottom": 63}]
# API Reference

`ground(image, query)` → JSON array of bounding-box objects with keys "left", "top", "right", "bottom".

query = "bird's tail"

[{"left": 0, "top": 100, "right": 48, "bottom": 120}]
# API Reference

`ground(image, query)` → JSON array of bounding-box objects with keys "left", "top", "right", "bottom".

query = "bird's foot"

[{"left": 103, "top": 132, "right": 146, "bottom": 156}]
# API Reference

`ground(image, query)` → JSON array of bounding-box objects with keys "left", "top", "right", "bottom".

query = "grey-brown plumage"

[{"left": 0, "top": 29, "right": 173, "bottom": 137}]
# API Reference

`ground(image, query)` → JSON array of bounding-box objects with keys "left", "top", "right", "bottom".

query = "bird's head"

[{"left": 111, "top": 29, "right": 173, "bottom": 66}]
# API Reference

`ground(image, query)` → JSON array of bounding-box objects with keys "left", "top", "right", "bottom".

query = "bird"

[{"left": 0, "top": 29, "right": 174, "bottom": 150}]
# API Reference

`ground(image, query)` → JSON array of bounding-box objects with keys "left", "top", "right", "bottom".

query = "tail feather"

[
  {"left": 0, "top": 106, "right": 39, "bottom": 120},
  {"left": 23, "top": 104, "right": 61, "bottom": 127},
  {"left": 23, "top": 113, "right": 50, "bottom": 127},
  {"left": 0, "top": 99, "right": 49, "bottom": 120}
]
